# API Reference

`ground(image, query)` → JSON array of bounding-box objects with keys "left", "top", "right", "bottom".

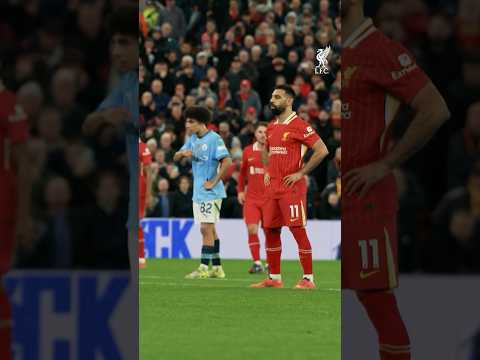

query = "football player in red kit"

[
  {"left": 341, "top": 1, "right": 450, "bottom": 359},
  {"left": 0, "top": 71, "right": 32, "bottom": 359},
  {"left": 138, "top": 138, "right": 152, "bottom": 268},
  {"left": 237, "top": 122, "right": 269, "bottom": 273},
  {"left": 250, "top": 85, "right": 329, "bottom": 289}
]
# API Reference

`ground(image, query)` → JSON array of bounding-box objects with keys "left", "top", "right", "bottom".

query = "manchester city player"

[
  {"left": 173, "top": 106, "right": 232, "bottom": 279},
  {"left": 82, "top": 5, "right": 139, "bottom": 277}
]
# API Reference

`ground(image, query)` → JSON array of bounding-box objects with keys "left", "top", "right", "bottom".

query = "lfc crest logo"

[{"left": 315, "top": 46, "right": 331, "bottom": 75}]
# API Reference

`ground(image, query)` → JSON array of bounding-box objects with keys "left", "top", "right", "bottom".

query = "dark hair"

[
  {"left": 274, "top": 84, "right": 295, "bottom": 98},
  {"left": 184, "top": 106, "right": 212, "bottom": 124},
  {"left": 108, "top": 5, "right": 137, "bottom": 38},
  {"left": 255, "top": 121, "right": 269, "bottom": 130}
]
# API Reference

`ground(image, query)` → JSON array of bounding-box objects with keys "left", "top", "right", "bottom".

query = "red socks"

[
  {"left": 138, "top": 227, "right": 145, "bottom": 259},
  {"left": 289, "top": 227, "right": 313, "bottom": 275},
  {"left": 264, "top": 228, "right": 281, "bottom": 274},
  {"left": 248, "top": 234, "right": 260, "bottom": 261},
  {"left": 357, "top": 291, "right": 411, "bottom": 360},
  {"left": 0, "top": 287, "right": 12, "bottom": 360}
]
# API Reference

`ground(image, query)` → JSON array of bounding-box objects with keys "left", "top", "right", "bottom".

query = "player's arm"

[
  {"left": 262, "top": 136, "right": 271, "bottom": 186},
  {"left": 237, "top": 150, "right": 248, "bottom": 205},
  {"left": 173, "top": 149, "right": 192, "bottom": 162},
  {"left": 383, "top": 82, "right": 449, "bottom": 168},
  {"left": 345, "top": 81, "right": 450, "bottom": 196},
  {"left": 82, "top": 108, "right": 130, "bottom": 136},
  {"left": 283, "top": 138, "right": 329, "bottom": 187},
  {"left": 144, "top": 163, "right": 154, "bottom": 210},
  {"left": 204, "top": 156, "right": 232, "bottom": 190}
]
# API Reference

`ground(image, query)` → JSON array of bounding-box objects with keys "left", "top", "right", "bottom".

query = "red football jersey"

[
  {"left": 237, "top": 142, "right": 266, "bottom": 201},
  {"left": 138, "top": 140, "right": 152, "bottom": 197},
  {"left": 0, "top": 87, "right": 29, "bottom": 221},
  {"left": 266, "top": 112, "right": 320, "bottom": 197},
  {"left": 342, "top": 19, "right": 429, "bottom": 216}
]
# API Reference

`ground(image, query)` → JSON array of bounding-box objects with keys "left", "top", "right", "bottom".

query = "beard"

[
  {"left": 270, "top": 103, "right": 285, "bottom": 116},
  {"left": 340, "top": 0, "right": 350, "bottom": 18}
]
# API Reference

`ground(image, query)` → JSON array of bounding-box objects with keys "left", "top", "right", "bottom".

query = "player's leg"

[
  {"left": 208, "top": 200, "right": 225, "bottom": 278},
  {"left": 138, "top": 196, "right": 146, "bottom": 268},
  {"left": 356, "top": 290, "right": 411, "bottom": 360},
  {"left": 0, "top": 223, "right": 14, "bottom": 360},
  {"left": 250, "top": 198, "right": 283, "bottom": 288},
  {"left": 186, "top": 200, "right": 224, "bottom": 279},
  {"left": 243, "top": 198, "right": 264, "bottom": 273},
  {"left": 0, "top": 284, "right": 12, "bottom": 360},
  {"left": 343, "top": 214, "right": 410, "bottom": 359},
  {"left": 278, "top": 193, "right": 315, "bottom": 289}
]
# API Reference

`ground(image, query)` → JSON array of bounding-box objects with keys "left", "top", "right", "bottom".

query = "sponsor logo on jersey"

[
  {"left": 247, "top": 157, "right": 254, "bottom": 162},
  {"left": 398, "top": 53, "right": 412, "bottom": 67},
  {"left": 341, "top": 102, "right": 351, "bottom": 119},
  {"left": 391, "top": 63, "right": 418, "bottom": 80},
  {"left": 304, "top": 126, "right": 314, "bottom": 138},
  {"left": 270, "top": 146, "right": 288, "bottom": 155},
  {"left": 359, "top": 269, "right": 380, "bottom": 279}
]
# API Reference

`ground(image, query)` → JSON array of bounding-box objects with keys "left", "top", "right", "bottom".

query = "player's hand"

[
  {"left": 449, "top": 211, "right": 475, "bottom": 245},
  {"left": 344, "top": 161, "right": 391, "bottom": 198},
  {"left": 264, "top": 172, "right": 271, "bottom": 186},
  {"left": 102, "top": 107, "right": 130, "bottom": 127},
  {"left": 237, "top": 192, "right": 245, "bottom": 205},
  {"left": 328, "top": 193, "right": 340, "bottom": 207},
  {"left": 204, "top": 179, "right": 216, "bottom": 190},
  {"left": 283, "top": 171, "right": 303, "bottom": 187}
]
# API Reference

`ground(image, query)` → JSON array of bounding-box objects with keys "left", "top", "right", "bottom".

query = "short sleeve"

[
  {"left": 7, "top": 104, "right": 28, "bottom": 144},
  {"left": 298, "top": 122, "right": 320, "bottom": 148},
  {"left": 373, "top": 39, "right": 429, "bottom": 104},
  {"left": 180, "top": 135, "right": 193, "bottom": 151},
  {"left": 215, "top": 137, "right": 230, "bottom": 160},
  {"left": 97, "top": 84, "right": 123, "bottom": 111}
]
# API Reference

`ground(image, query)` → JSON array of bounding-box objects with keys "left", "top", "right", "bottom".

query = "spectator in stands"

[
  {"left": 170, "top": 176, "right": 194, "bottom": 218},
  {"left": 447, "top": 101, "right": 480, "bottom": 190},
  {"left": 148, "top": 177, "right": 172, "bottom": 218},
  {"left": 431, "top": 159, "right": 480, "bottom": 273},
  {"left": 157, "top": 0, "right": 186, "bottom": 40},
  {"left": 234, "top": 79, "right": 262, "bottom": 117}
]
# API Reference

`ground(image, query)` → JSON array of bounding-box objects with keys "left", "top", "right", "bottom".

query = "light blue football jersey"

[
  {"left": 97, "top": 70, "right": 139, "bottom": 229},
  {"left": 181, "top": 131, "right": 230, "bottom": 203}
]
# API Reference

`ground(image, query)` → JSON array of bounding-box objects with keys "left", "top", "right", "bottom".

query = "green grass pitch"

[{"left": 140, "top": 259, "right": 340, "bottom": 360}]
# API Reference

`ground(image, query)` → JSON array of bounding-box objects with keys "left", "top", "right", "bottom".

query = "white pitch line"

[
  {"left": 140, "top": 281, "right": 340, "bottom": 291},
  {"left": 140, "top": 275, "right": 339, "bottom": 285}
]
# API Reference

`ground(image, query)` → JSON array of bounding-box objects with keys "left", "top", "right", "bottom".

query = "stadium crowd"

[
  {"left": 139, "top": 0, "right": 342, "bottom": 222},
  {"left": 0, "top": 0, "right": 132, "bottom": 269}
]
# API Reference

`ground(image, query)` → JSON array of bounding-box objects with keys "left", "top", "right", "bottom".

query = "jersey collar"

[
  {"left": 274, "top": 111, "right": 297, "bottom": 125},
  {"left": 343, "top": 18, "right": 375, "bottom": 49}
]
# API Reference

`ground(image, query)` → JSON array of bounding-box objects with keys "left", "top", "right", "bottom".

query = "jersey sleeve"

[
  {"left": 97, "top": 83, "right": 123, "bottom": 111},
  {"left": 180, "top": 135, "right": 193, "bottom": 151},
  {"left": 7, "top": 103, "right": 29, "bottom": 144},
  {"left": 214, "top": 137, "right": 230, "bottom": 160},
  {"left": 297, "top": 121, "right": 320, "bottom": 148},
  {"left": 373, "top": 38, "right": 429, "bottom": 104},
  {"left": 237, "top": 147, "right": 249, "bottom": 193}
]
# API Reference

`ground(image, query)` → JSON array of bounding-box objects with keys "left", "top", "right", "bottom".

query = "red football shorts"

[
  {"left": 243, "top": 198, "right": 266, "bottom": 225},
  {"left": 0, "top": 222, "right": 15, "bottom": 275},
  {"left": 263, "top": 191, "right": 307, "bottom": 228},
  {"left": 342, "top": 213, "right": 398, "bottom": 290}
]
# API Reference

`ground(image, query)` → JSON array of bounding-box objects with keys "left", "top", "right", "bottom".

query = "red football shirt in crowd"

[{"left": 138, "top": 139, "right": 152, "bottom": 199}]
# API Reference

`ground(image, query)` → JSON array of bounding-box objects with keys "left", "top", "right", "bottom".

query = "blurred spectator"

[
  {"left": 170, "top": 176, "right": 194, "bottom": 217},
  {"left": 148, "top": 177, "right": 172, "bottom": 218},
  {"left": 447, "top": 102, "right": 480, "bottom": 190},
  {"left": 430, "top": 159, "right": 480, "bottom": 273}
]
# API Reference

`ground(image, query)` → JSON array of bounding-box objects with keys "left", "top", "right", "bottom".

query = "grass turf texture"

[{"left": 140, "top": 259, "right": 340, "bottom": 360}]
